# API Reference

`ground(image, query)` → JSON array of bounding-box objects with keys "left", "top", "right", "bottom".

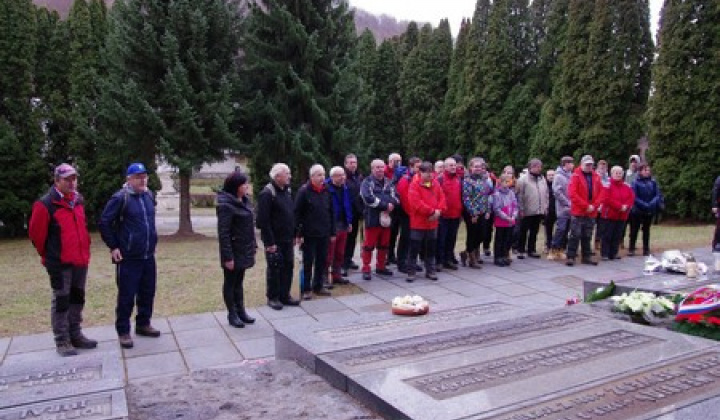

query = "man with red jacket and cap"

[
  {"left": 29, "top": 163, "right": 97, "bottom": 357},
  {"left": 566, "top": 155, "right": 604, "bottom": 266},
  {"left": 406, "top": 161, "right": 447, "bottom": 282}
]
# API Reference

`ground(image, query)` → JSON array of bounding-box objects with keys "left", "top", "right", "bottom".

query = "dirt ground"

[{"left": 127, "top": 359, "right": 380, "bottom": 420}]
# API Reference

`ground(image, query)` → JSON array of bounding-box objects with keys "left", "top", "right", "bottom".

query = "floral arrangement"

[
  {"left": 391, "top": 295, "right": 429, "bottom": 315},
  {"left": 672, "top": 286, "right": 720, "bottom": 340},
  {"left": 610, "top": 291, "right": 675, "bottom": 323}
]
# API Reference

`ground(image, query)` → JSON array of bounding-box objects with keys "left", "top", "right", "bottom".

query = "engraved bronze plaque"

[
  {"left": 327, "top": 311, "right": 593, "bottom": 367},
  {"left": 317, "top": 303, "right": 512, "bottom": 340},
  {"left": 477, "top": 352, "right": 720, "bottom": 420},
  {"left": 407, "top": 330, "right": 663, "bottom": 400}
]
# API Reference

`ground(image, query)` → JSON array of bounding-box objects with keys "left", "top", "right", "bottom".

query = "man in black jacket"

[
  {"left": 295, "top": 164, "right": 336, "bottom": 299},
  {"left": 256, "top": 163, "right": 301, "bottom": 310},
  {"left": 343, "top": 154, "right": 363, "bottom": 274}
]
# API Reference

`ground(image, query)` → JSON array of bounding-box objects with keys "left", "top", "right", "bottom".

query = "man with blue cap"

[{"left": 99, "top": 162, "right": 160, "bottom": 349}]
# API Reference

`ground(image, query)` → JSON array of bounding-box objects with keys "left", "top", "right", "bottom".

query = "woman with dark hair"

[{"left": 217, "top": 171, "right": 257, "bottom": 327}]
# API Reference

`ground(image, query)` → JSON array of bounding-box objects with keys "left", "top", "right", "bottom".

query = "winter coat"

[
  {"left": 345, "top": 170, "right": 364, "bottom": 219},
  {"left": 29, "top": 188, "right": 91, "bottom": 268},
  {"left": 256, "top": 181, "right": 295, "bottom": 246},
  {"left": 462, "top": 174, "right": 493, "bottom": 217},
  {"left": 437, "top": 171, "right": 463, "bottom": 219},
  {"left": 99, "top": 185, "right": 157, "bottom": 260},
  {"left": 407, "top": 176, "right": 447, "bottom": 230},
  {"left": 553, "top": 166, "right": 572, "bottom": 218},
  {"left": 631, "top": 175, "right": 662, "bottom": 216},
  {"left": 360, "top": 175, "right": 399, "bottom": 228},
  {"left": 492, "top": 187, "right": 518, "bottom": 227},
  {"left": 396, "top": 172, "right": 415, "bottom": 213},
  {"left": 568, "top": 168, "right": 604, "bottom": 218},
  {"left": 516, "top": 173, "right": 549, "bottom": 217},
  {"left": 295, "top": 182, "right": 335, "bottom": 238},
  {"left": 326, "top": 179, "right": 352, "bottom": 230},
  {"left": 216, "top": 191, "right": 256, "bottom": 269},
  {"left": 601, "top": 179, "right": 635, "bottom": 221}
]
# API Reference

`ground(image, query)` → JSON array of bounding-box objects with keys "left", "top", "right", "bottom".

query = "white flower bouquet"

[
  {"left": 610, "top": 291, "right": 675, "bottom": 323},
  {"left": 391, "top": 295, "right": 430, "bottom": 316}
]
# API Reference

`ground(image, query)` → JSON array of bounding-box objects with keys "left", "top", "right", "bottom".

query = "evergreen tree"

[
  {"left": 648, "top": 0, "right": 720, "bottom": 218},
  {"left": 579, "top": 0, "right": 653, "bottom": 164},
  {"left": 532, "top": 0, "right": 594, "bottom": 162},
  {"left": 366, "top": 39, "right": 403, "bottom": 160},
  {"left": 240, "top": 0, "right": 359, "bottom": 188},
  {"left": 354, "top": 29, "right": 377, "bottom": 163},
  {"left": 34, "top": 7, "right": 71, "bottom": 169},
  {"left": 0, "top": 0, "right": 46, "bottom": 236},
  {"left": 99, "top": 0, "right": 243, "bottom": 234},
  {"left": 443, "top": 18, "right": 471, "bottom": 155},
  {"left": 477, "top": 0, "right": 531, "bottom": 166},
  {"left": 454, "top": 0, "right": 491, "bottom": 158},
  {"left": 398, "top": 20, "right": 452, "bottom": 158}
]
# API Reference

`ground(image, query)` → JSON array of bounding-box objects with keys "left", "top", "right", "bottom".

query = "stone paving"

[{"left": 0, "top": 247, "right": 711, "bottom": 418}]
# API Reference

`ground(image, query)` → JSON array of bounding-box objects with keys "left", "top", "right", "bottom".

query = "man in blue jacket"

[{"left": 99, "top": 162, "right": 160, "bottom": 349}]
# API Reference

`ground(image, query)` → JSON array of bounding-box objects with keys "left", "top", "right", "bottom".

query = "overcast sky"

[{"left": 350, "top": 0, "right": 664, "bottom": 39}]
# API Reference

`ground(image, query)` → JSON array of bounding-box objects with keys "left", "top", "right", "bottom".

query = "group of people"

[
  {"left": 30, "top": 162, "right": 160, "bottom": 356},
  {"left": 28, "top": 152, "right": 672, "bottom": 354}
]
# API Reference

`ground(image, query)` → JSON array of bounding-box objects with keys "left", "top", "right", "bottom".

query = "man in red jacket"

[
  {"left": 29, "top": 163, "right": 97, "bottom": 357},
  {"left": 406, "top": 162, "right": 447, "bottom": 281},
  {"left": 566, "top": 155, "right": 604, "bottom": 266},
  {"left": 437, "top": 157, "right": 463, "bottom": 270}
]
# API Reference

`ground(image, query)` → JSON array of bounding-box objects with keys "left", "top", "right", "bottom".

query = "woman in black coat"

[{"left": 217, "top": 171, "right": 257, "bottom": 327}]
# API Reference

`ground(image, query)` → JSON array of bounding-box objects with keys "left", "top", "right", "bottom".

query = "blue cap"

[{"left": 126, "top": 163, "right": 148, "bottom": 176}]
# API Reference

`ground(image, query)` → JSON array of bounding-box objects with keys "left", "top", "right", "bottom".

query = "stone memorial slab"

[
  {"left": 275, "top": 300, "right": 547, "bottom": 373},
  {"left": 0, "top": 352, "right": 123, "bottom": 409},
  {"left": 0, "top": 389, "right": 128, "bottom": 420},
  {"left": 339, "top": 319, "right": 718, "bottom": 420},
  {"left": 584, "top": 272, "right": 720, "bottom": 298}
]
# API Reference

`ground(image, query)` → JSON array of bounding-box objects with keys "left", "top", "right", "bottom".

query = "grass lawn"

[{"left": 0, "top": 222, "right": 713, "bottom": 337}]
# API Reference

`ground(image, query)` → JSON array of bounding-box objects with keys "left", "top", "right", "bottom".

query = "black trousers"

[
  {"left": 714, "top": 217, "right": 720, "bottom": 251},
  {"left": 518, "top": 214, "right": 544, "bottom": 254},
  {"left": 222, "top": 267, "right": 245, "bottom": 313},
  {"left": 388, "top": 208, "right": 402, "bottom": 261},
  {"left": 396, "top": 211, "right": 411, "bottom": 269},
  {"left": 567, "top": 216, "right": 596, "bottom": 259},
  {"left": 629, "top": 213, "right": 653, "bottom": 253},
  {"left": 301, "top": 236, "right": 329, "bottom": 292},
  {"left": 465, "top": 214, "right": 492, "bottom": 253},
  {"left": 483, "top": 212, "right": 494, "bottom": 252},
  {"left": 601, "top": 220, "right": 625, "bottom": 259},
  {"left": 494, "top": 226, "right": 513, "bottom": 260},
  {"left": 544, "top": 213, "right": 556, "bottom": 250},
  {"left": 265, "top": 241, "right": 294, "bottom": 301},
  {"left": 408, "top": 229, "right": 438, "bottom": 273}
]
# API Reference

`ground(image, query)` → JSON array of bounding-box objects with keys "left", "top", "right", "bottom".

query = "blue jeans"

[{"left": 551, "top": 216, "right": 571, "bottom": 249}]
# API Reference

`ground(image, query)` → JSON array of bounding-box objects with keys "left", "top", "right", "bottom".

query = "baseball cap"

[
  {"left": 126, "top": 162, "right": 148, "bottom": 176},
  {"left": 580, "top": 155, "right": 594, "bottom": 165},
  {"left": 54, "top": 163, "right": 77, "bottom": 178}
]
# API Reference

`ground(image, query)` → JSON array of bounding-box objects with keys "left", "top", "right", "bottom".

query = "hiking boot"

[
  {"left": 280, "top": 297, "right": 301, "bottom": 306},
  {"left": 581, "top": 258, "right": 598, "bottom": 266},
  {"left": 494, "top": 259, "right": 507, "bottom": 267},
  {"left": 70, "top": 333, "right": 98, "bottom": 349},
  {"left": 362, "top": 272, "right": 372, "bottom": 281},
  {"left": 118, "top": 334, "right": 134, "bottom": 349},
  {"left": 406, "top": 272, "right": 415, "bottom": 283},
  {"left": 56, "top": 341, "right": 78, "bottom": 357},
  {"left": 136, "top": 325, "right": 161, "bottom": 337},
  {"left": 228, "top": 312, "right": 245, "bottom": 328},
  {"left": 566, "top": 258, "right": 575, "bottom": 267},
  {"left": 237, "top": 308, "right": 255, "bottom": 324},
  {"left": 425, "top": 271, "right": 438, "bottom": 281}
]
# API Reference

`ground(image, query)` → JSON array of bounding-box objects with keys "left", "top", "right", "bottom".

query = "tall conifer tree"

[
  {"left": 648, "top": 0, "right": 720, "bottom": 218},
  {"left": 99, "top": 0, "right": 243, "bottom": 234}
]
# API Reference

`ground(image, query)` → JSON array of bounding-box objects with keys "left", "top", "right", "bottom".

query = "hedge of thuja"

[{"left": 190, "top": 193, "right": 216, "bottom": 208}]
